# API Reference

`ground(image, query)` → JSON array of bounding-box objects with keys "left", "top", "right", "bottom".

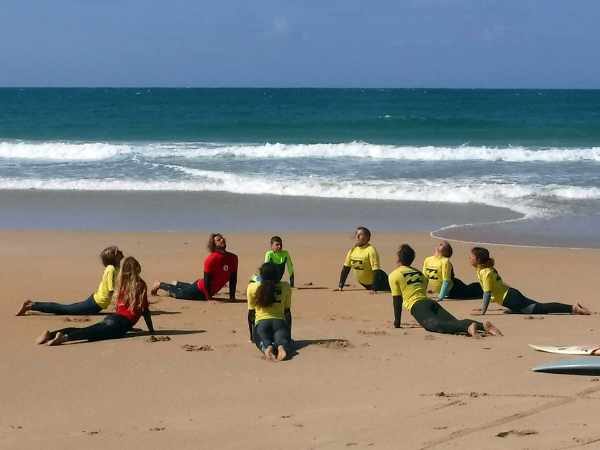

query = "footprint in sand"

[
  {"left": 357, "top": 329, "right": 387, "bottom": 336},
  {"left": 181, "top": 344, "right": 214, "bottom": 352},
  {"left": 82, "top": 430, "right": 100, "bottom": 436},
  {"left": 145, "top": 336, "right": 171, "bottom": 343},
  {"left": 496, "top": 429, "right": 538, "bottom": 438},
  {"left": 149, "top": 427, "right": 166, "bottom": 432},
  {"left": 314, "top": 339, "right": 353, "bottom": 349}
]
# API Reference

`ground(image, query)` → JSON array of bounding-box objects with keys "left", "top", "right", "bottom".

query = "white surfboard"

[{"left": 529, "top": 344, "right": 600, "bottom": 356}]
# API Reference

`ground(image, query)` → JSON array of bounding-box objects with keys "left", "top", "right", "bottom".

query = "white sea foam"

[
  {"left": 3, "top": 170, "right": 600, "bottom": 218},
  {"left": 0, "top": 141, "right": 131, "bottom": 161},
  {"left": 2, "top": 140, "right": 600, "bottom": 163}
]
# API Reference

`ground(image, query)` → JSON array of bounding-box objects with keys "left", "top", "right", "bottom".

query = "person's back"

[
  {"left": 389, "top": 265, "right": 428, "bottom": 311},
  {"left": 422, "top": 255, "right": 453, "bottom": 294},
  {"left": 247, "top": 281, "right": 291, "bottom": 322}
]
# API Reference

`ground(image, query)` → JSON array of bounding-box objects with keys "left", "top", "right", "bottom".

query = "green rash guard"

[{"left": 264, "top": 250, "right": 294, "bottom": 283}]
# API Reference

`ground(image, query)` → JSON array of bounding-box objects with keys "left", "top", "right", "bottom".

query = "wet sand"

[{"left": 1, "top": 230, "right": 600, "bottom": 450}]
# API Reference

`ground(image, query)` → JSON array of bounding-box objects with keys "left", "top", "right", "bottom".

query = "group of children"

[{"left": 16, "top": 228, "right": 591, "bottom": 359}]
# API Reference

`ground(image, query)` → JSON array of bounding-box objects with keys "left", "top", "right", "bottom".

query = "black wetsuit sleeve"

[
  {"left": 229, "top": 271, "right": 238, "bottom": 300},
  {"left": 289, "top": 274, "right": 295, "bottom": 288},
  {"left": 481, "top": 292, "right": 492, "bottom": 315},
  {"left": 393, "top": 295, "right": 403, "bottom": 328},
  {"left": 339, "top": 265, "right": 351, "bottom": 289},
  {"left": 143, "top": 309, "right": 155, "bottom": 333},
  {"left": 204, "top": 272, "right": 212, "bottom": 299},
  {"left": 248, "top": 309, "right": 255, "bottom": 341},
  {"left": 285, "top": 308, "right": 292, "bottom": 337}
]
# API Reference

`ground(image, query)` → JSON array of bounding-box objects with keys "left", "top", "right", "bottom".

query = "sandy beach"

[{"left": 2, "top": 229, "right": 600, "bottom": 450}]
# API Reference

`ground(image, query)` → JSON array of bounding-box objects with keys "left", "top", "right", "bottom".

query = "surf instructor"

[{"left": 151, "top": 233, "right": 238, "bottom": 301}]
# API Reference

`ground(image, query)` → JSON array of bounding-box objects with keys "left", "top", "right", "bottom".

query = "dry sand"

[{"left": 1, "top": 229, "right": 599, "bottom": 450}]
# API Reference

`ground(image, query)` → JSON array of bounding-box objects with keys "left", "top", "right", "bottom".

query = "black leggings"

[
  {"left": 411, "top": 299, "right": 484, "bottom": 335},
  {"left": 254, "top": 319, "right": 291, "bottom": 352},
  {"left": 159, "top": 281, "right": 206, "bottom": 300},
  {"left": 30, "top": 295, "right": 102, "bottom": 315},
  {"left": 503, "top": 288, "right": 572, "bottom": 314},
  {"left": 448, "top": 278, "right": 483, "bottom": 300},
  {"left": 49, "top": 314, "right": 132, "bottom": 342},
  {"left": 360, "top": 269, "right": 391, "bottom": 292}
]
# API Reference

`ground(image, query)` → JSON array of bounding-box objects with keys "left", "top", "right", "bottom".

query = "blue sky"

[{"left": 1, "top": 0, "right": 599, "bottom": 88}]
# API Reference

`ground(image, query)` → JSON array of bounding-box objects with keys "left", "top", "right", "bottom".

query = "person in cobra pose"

[
  {"left": 16, "top": 246, "right": 123, "bottom": 316},
  {"left": 470, "top": 246, "right": 591, "bottom": 316},
  {"left": 389, "top": 244, "right": 501, "bottom": 337},
  {"left": 423, "top": 241, "right": 482, "bottom": 301},
  {"left": 247, "top": 263, "right": 292, "bottom": 361},
  {"left": 337, "top": 226, "right": 390, "bottom": 292},
  {"left": 35, "top": 256, "right": 154, "bottom": 346},
  {"left": 264, "top": 236, "right": 294, "bottom": 287},
  {"left": 151, "top": 233, "right": 238, "bottom": 301}
]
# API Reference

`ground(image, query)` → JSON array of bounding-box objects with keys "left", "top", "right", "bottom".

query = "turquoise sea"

[{"left": 1, "top": 88, "right": 599, "bottom": 245}]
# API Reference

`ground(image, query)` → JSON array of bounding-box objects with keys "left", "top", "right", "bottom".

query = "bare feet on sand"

[
  {"left": 16, "top": 300, "right": 33, "bottom": 316},
  {"left": 467, "top": 323, "right": 479, "bottom": 337},
  {"left": 264, "top": 345, "right": 276, "bottom": 361},
  {"left": 483, "top": 321, "right": 503, "bottom": 336},
  {"left": 276, "top": 345, "right": 287, "bottom": 361},
  {"left": 36, "top": 330, "right": 51, "bottom": 345},
  {"left": 47, "top": 332, "right": 67, "bottom": 346},
  {"left": 150, "top": 282, "right": 161, "bottom": 296},
  {"left": 573, "top": 303, "right": 591, "bottom": 315}
]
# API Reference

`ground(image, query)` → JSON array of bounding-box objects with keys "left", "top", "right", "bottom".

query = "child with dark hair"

[
  {"left": 264, "top": 236, "right": 295, "bottom": 286},
  {"left": 389, "top": 244, "right": 501, "bottom": 337},
  {"left": 16, "top": 246, "right": 123, "bottom": 316},
  {"left": 247, "top": 263, "right": 292, "bottom": 361},
  {"left": 152, "top": 233, "right": 238, "bottom": 301},
  {"left": 423, "top": 241, "right": 482, "bottom": 301},
  {"left": 470, "top": 247, "right": 590, "bottom": 315},
  {"left": 337, "top": 226, "right": 390, "bottom": 292},
  {"left": 35, "top": 256, "right": 153, "bottom": 346}
]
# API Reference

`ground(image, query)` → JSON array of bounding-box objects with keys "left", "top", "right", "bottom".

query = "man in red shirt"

[{"left": 151, "top": 233, "right": 238, "bottom": 301}]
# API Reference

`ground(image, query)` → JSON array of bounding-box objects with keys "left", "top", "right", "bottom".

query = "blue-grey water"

[{"left": 1, "top": 88, "right": 599, "bottom": 245}]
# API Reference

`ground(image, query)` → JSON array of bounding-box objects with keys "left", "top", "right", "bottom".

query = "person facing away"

[
  {"left": 36, "top": 256, "right": 154, "bottom": 346},
  {"left": 337, "top": 226, "right": 390, "bottom": 292},
  {"left": 388, "top": 244, "right": 501, "bottom": 337},
  {"left": 247, "top": 263, "right": 292, "bottom": 362},
  {"left": 422, "top": 241, "right": 483, "bottom": 301},
  {"left": 16, "top": 246, "right": 124, "bottom": 316},
  {"left": 264, "top": 235, "right": 295, "bottom": 287},
  {"left": 151, "top": 233, "right": 238, "bottom": 301},
  {"left": 470, "top": 247, "right": 591, "bottom": 316}
]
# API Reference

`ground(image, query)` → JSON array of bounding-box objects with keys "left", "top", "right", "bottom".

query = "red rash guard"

[{"left": 196, "top": 251, "right": 238, "bottom": 297}]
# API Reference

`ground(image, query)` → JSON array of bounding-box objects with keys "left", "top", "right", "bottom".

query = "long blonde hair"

[{"left": 117, "top": 256, "right": 147, "bottom": 313}]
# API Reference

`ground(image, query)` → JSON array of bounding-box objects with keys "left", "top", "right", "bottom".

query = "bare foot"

[
  {"left": 592, "top": 348, "right": 600, "bottom": 356},
  {"left": 264, "top": 345, "right": 276, "bottom": 361},
  {"left": 467, "top": 323, "right": 479, "bottom": 337},
  {"left": 483, "top": 321, "right": 503, "bottom": 336},
  {"left": 16, "top": 300, "right": 33, "bottom": 316},
  {"left": 573, "top": 303, "right": 591, "bottom": 315},
  {"left": 35, "top": 330, "right": 51, "bottom": 345},
  {"left": 150, "top": 282, "right": 161, "bottom": 296},
  {"left": 277, "top": 345, "right": 287, "bottom": 361},
  {"left": 47, "top": 332, "right": 67, "bottom": 346}
]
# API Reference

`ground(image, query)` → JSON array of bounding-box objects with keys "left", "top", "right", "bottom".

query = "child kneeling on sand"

[
  {"left": 389, "top": 244, "right": 501, "bottom": 337},
  {"left": 247, "top": 263, "right": 292, "bottom": 361},
  {"left": 36, "top": 257, "right": 154, "bottom": 346}
]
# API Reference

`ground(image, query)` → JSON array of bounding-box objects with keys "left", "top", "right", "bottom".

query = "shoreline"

[{"left": 1, "top": 188, "right": 598, "bottom": 249}]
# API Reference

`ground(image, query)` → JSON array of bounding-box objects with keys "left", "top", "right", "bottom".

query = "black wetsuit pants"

[
  {"left": 503, "top": 288, "right": 572, "bottom": 314},
  {"left": 160, "top": 281, "right": 206, "bottom": 300},
  {"left": 360, "top": 269, "right": 391, "bottom": 292},
  {"left": 448, "top": 278, "right": 483, "bottom": 300},
  {"left": 254, "top": 319, "right": 291, "bottom": 352},
  {"left": 31, "top": 295, "right": 102, "bottom": 315},
  {"left": 411, "top": 299, "right": 484, "bottom": 335},
  {"left": 49, "top": 314, "right": 132, "bottom": 342}
]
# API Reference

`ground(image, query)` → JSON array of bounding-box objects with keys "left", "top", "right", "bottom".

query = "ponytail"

[
  {"left": 471, "top": 247, "right": 495, "bottom": 268},
  {"left": 255, "top": 262, "right": 279, "bottom": 307}
]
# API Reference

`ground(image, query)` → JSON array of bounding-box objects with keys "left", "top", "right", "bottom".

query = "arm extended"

[
  {"left": 338, "top": 266, "right": 351, "bottom": 290},
  {"left": 393, "top": 295, "right": 403, "bottom": 328}
]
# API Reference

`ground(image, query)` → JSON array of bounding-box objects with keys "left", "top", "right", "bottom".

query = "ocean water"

[{"left": 1, "top": 88, "right": 599, "bottom": 241}]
